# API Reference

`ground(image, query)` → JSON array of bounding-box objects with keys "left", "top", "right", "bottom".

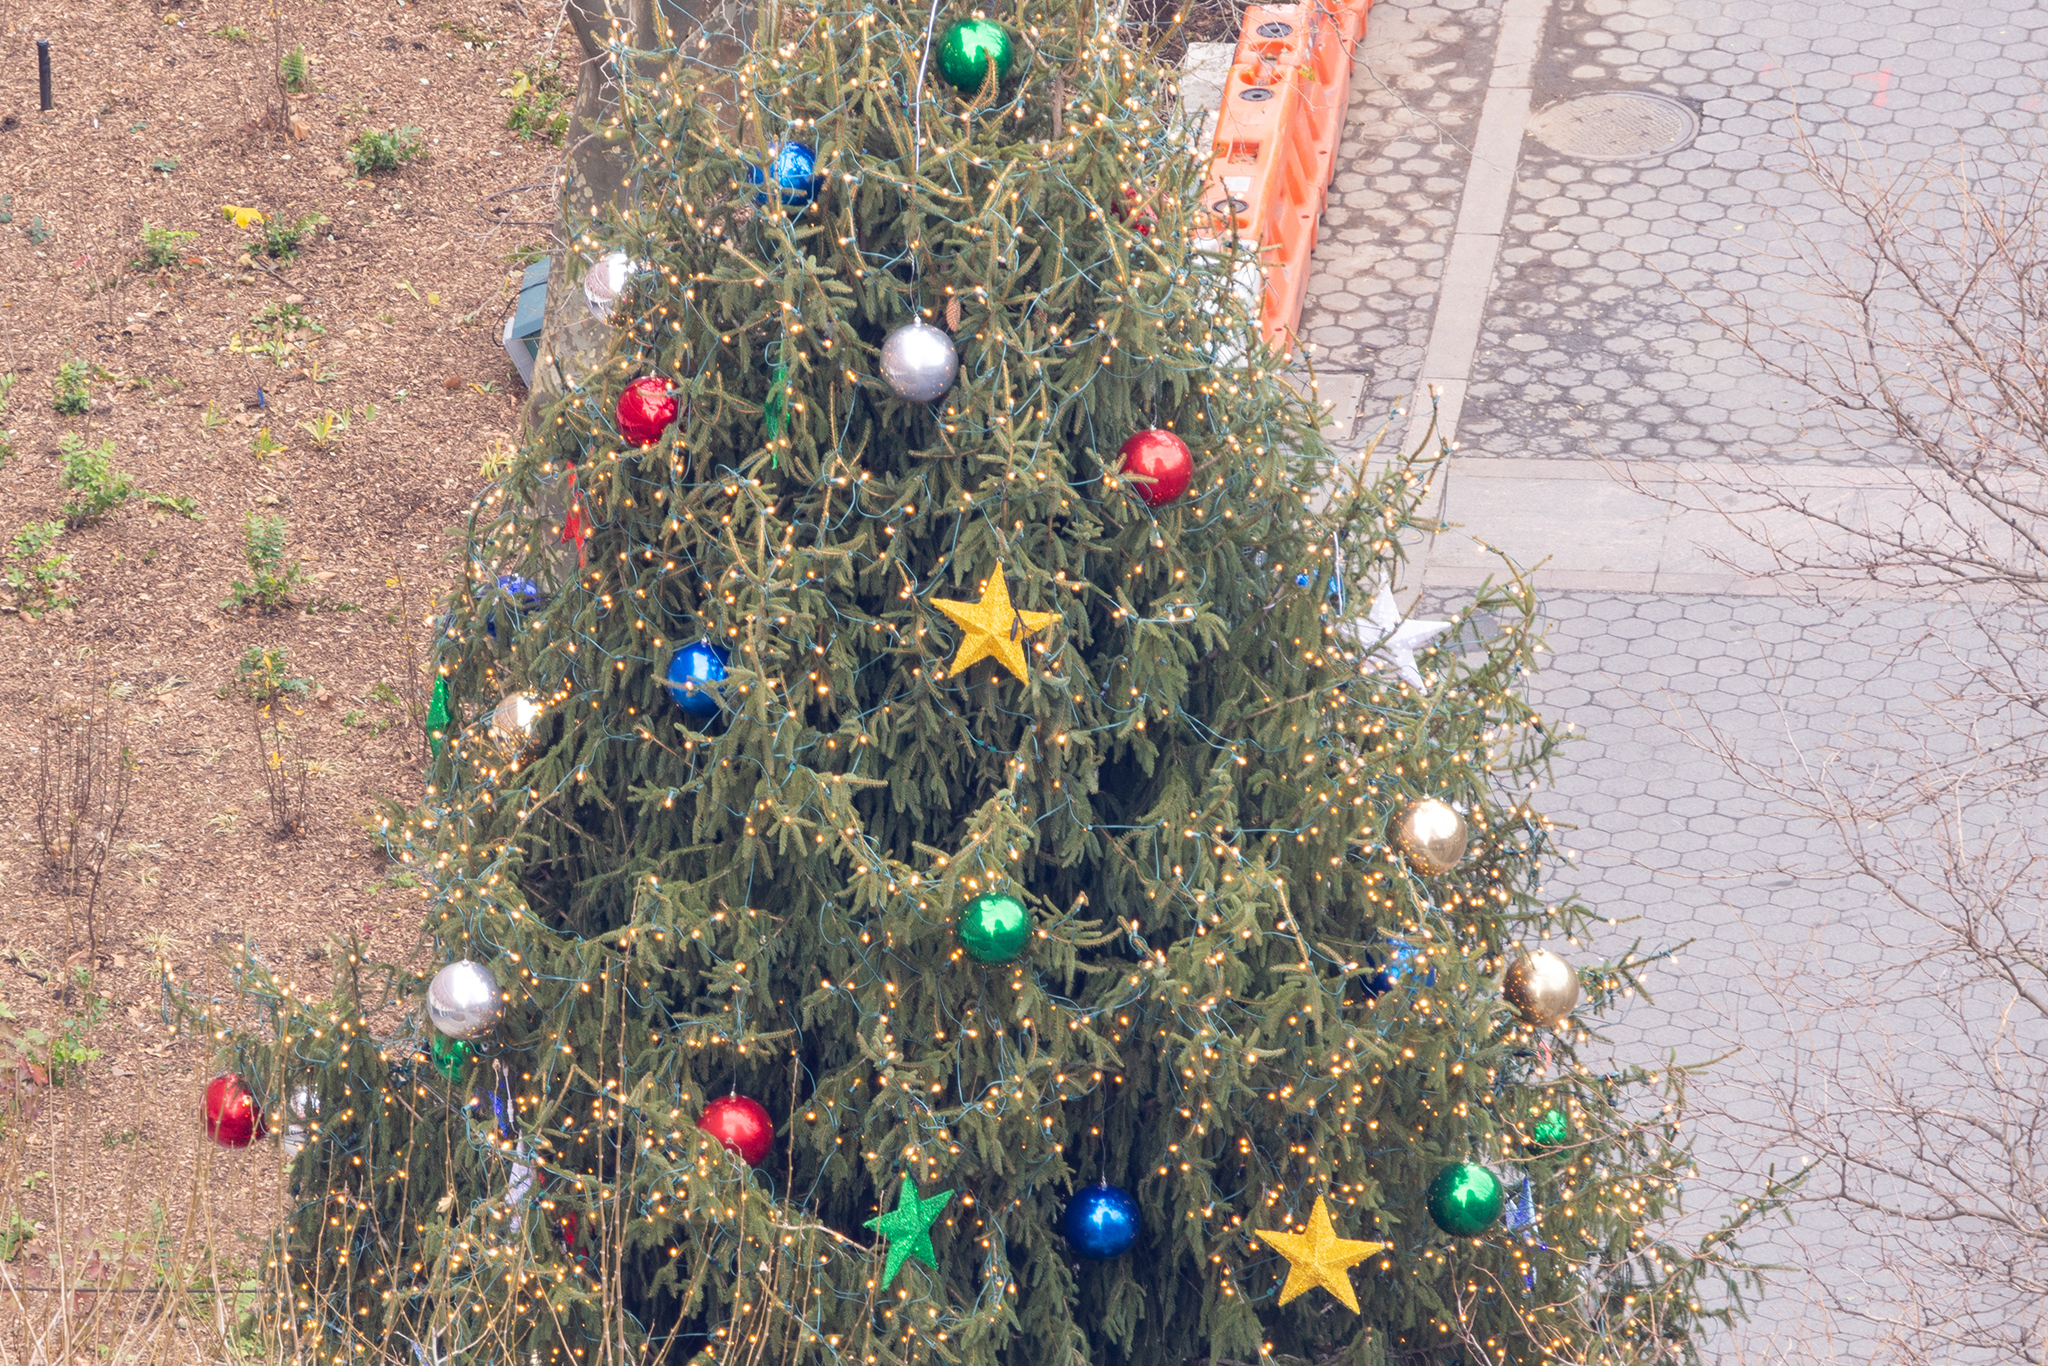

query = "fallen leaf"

[
  {"left": 426, "top": 291, "right": 441, "bottom": 306},
  {"left": 221, "top": 204, "right": 266, "bottom": 229}
]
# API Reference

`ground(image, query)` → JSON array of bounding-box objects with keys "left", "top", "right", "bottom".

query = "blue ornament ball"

[
  {"left": 749, "top": 142, "right": 818, "bottom": 208},
  {"left": 1363, "top": 941, "right": 1436, "bottom": 998},
  {"left": 1062, "top": 1182, "right": 1140, "bottom": 1261},
  {"left": 665, "top": 641, "right": 730, "bottom": 720},
  {"left": 484, "top": 574, "right": 543, "bottom": 639}
]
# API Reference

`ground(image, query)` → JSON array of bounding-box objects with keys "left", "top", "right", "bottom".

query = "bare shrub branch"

[{"left": 1656, "top": 140, "right": 2048, "bottom": 1363}]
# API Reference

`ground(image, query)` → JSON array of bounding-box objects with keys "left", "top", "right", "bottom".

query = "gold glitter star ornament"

[
  {"left": 930, "top": 563, "right": 1058, "bottom": 683},
  {"left": 1257, "top": 1195, "right": 1387, "bottom": 1313}
]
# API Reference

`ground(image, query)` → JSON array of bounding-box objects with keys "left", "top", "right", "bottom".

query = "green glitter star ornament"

[
  {"left": 426, "top": 674, "right": 452, "bottom": 758},
  {"left": 765, "top": 362, "right": 789, "bottom": 441},
  {"left": 864, "top": 1176, "right": 954, "bottom": 1285}
]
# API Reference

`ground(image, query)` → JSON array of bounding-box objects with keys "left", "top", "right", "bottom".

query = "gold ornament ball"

[
  {"left": 1395, "top": 798, "right": 1467, "bottom": 875},
  {"left": 489, "top": 692, "right": 543, "bottom": 757},
  {"left": 1503, "top": 949, "right": 1580, "bottom": 1030}
]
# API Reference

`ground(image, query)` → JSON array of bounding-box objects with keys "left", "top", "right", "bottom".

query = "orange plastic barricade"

[{"left": 1193, "top": 0, "right": 1374, "bottom": 355}]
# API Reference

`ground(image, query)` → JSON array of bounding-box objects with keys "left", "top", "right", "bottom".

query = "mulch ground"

[{"left": 0, "top": 0, "right": 563, "bottom": 1336}]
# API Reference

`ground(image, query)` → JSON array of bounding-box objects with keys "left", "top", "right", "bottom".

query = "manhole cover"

[{"left": 1528, "top": 90, "right": 1698, "bottom": 161}]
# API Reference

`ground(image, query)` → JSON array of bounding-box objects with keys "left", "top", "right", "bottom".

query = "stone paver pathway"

[{"left": 1277, "top": 0, "right": 2048, "bottom": 1356}]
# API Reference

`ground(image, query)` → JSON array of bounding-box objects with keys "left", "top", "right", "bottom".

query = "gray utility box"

[{"left": 502, "top": 259, "right": 550, "bottom": 387}]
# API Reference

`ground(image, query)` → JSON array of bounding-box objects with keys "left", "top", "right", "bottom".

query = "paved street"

[{"left": 1275, "top": 0, "right": 2048, "bottom": 1356}]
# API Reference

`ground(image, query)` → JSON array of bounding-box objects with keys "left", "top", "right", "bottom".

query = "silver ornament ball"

[
  {"left": 282, "top": 1085, "right": 321, "bottom": 1159},
  {"left": 1503, "top": 950, "right": 1580, "bottom": 1030},
  {"left": 1395, "top": 797, "right": 1468, "bottom": 876},
  {"left": 583, "top": 250, "right": 647, "bottom": 321},
  {"left": 879, "top": 322, "right": 959, "bottom": 402},
  {"left": 427, "top": 960, "right": 505, "bottom": 1041},
  {"left": 489, "top": 692, "right": 543, "bottom": 758}
]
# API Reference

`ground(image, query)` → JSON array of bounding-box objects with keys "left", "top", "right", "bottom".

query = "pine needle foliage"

[{"left": 206, "top": 5, "right": 1791, "bottom": 1366}]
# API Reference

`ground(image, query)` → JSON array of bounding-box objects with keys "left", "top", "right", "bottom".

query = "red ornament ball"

[
  {"left": 1117, "top": 429, "right": 1193, "bottom": 508},
  {"left": 204, "top": 1073, "right": 267, "bottom": 1148},
  {"left": 1118, "top": 186, "right": 1156, "bottom": 236},
  {"left": 616, "top": 376, "right": 679, "bottom": 447},
  {"left": 698, "top": 1094, "right": 774, "bottom": 1166}
]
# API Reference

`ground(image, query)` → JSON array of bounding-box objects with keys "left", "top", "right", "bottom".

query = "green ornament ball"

[
  {"left": 957, "top": 891, "right": 1031, "bottom": 964},
  {"left": 1530, "top": 1108, "right": 1571, "bottom": 1149},
  {"left": 1427, "top": 1161, "right": 1504, "bottom": 1237},
  {"left": 936, "top": 19, "right": 1014, "bottom": 93},
  {"left": 430, "top": 1032, "right": 473, "bottom": 1081}
]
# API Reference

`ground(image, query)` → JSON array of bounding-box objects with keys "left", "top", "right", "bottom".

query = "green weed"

[
  {"left": 234, "top": 644, "right": 313, "bottom": 703},
  {"left": 0, "top": 374, "right": 15, "bottom": 469},
  {"left": 223, "top": 513, "right": 309, "bottom": 612},
  {"left": 52, "top": 358, "right": 90, "bottom": 415},
  {"left": 0, "top": 1210, "right": 32, "bottom": 1262},
  {"left": 228, "top": 297, "right": 323, "bottom": 367},
  {"left": 259, "top": 211, "right": 328, "bottom": 261},
  {"left": 3, "top": 521, "right": 75, "bottom": 615},
  {"left": 504, "top": 64, "right": 568, "bottom": 144},
  {"left": 143, "top": 492, "right": 203, "bottom": 520},
  {"left": 0, "top": 975, "right": 105, "bottom": 1086},
  {"left": 250, "top": 300, "right": 316, "bottom": 328},
  {"left": 280, "top": 45, "right": 312, "bottom": 94},
  {"left": 135, "top": 222, "right": 197, "bottom": 271},
  {"left": 298, "top": 410, "right": 348, "bottom": 448},
  {"left": 435, "top": 18, "right": 497, "bottom": 45},
  {"left": 58, "top": 433, "right": 138, "bottom": 526},
  {"left": 346, "top": 125, "right": 426, "bottom": 177},
  {"left": 46, "top": 973, "right": 105, "bottom": 1083}
]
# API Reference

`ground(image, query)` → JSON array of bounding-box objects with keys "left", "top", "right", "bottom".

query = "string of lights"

[{"left": 188, "top": 5, "right": 1797, "bottom": 1365}]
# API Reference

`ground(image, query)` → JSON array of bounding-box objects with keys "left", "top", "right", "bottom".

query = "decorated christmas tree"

[{"left": 204, "top": 4, "right": 1787, "bottom": 1364}]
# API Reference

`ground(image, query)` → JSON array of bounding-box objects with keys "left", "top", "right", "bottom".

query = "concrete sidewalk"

[
  {"left": 1267, "top": 0, "right": 2048, "bottom": 1357},
  {"left": 1410, "top": 455, "right": 1924, "bottom": 598}
]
